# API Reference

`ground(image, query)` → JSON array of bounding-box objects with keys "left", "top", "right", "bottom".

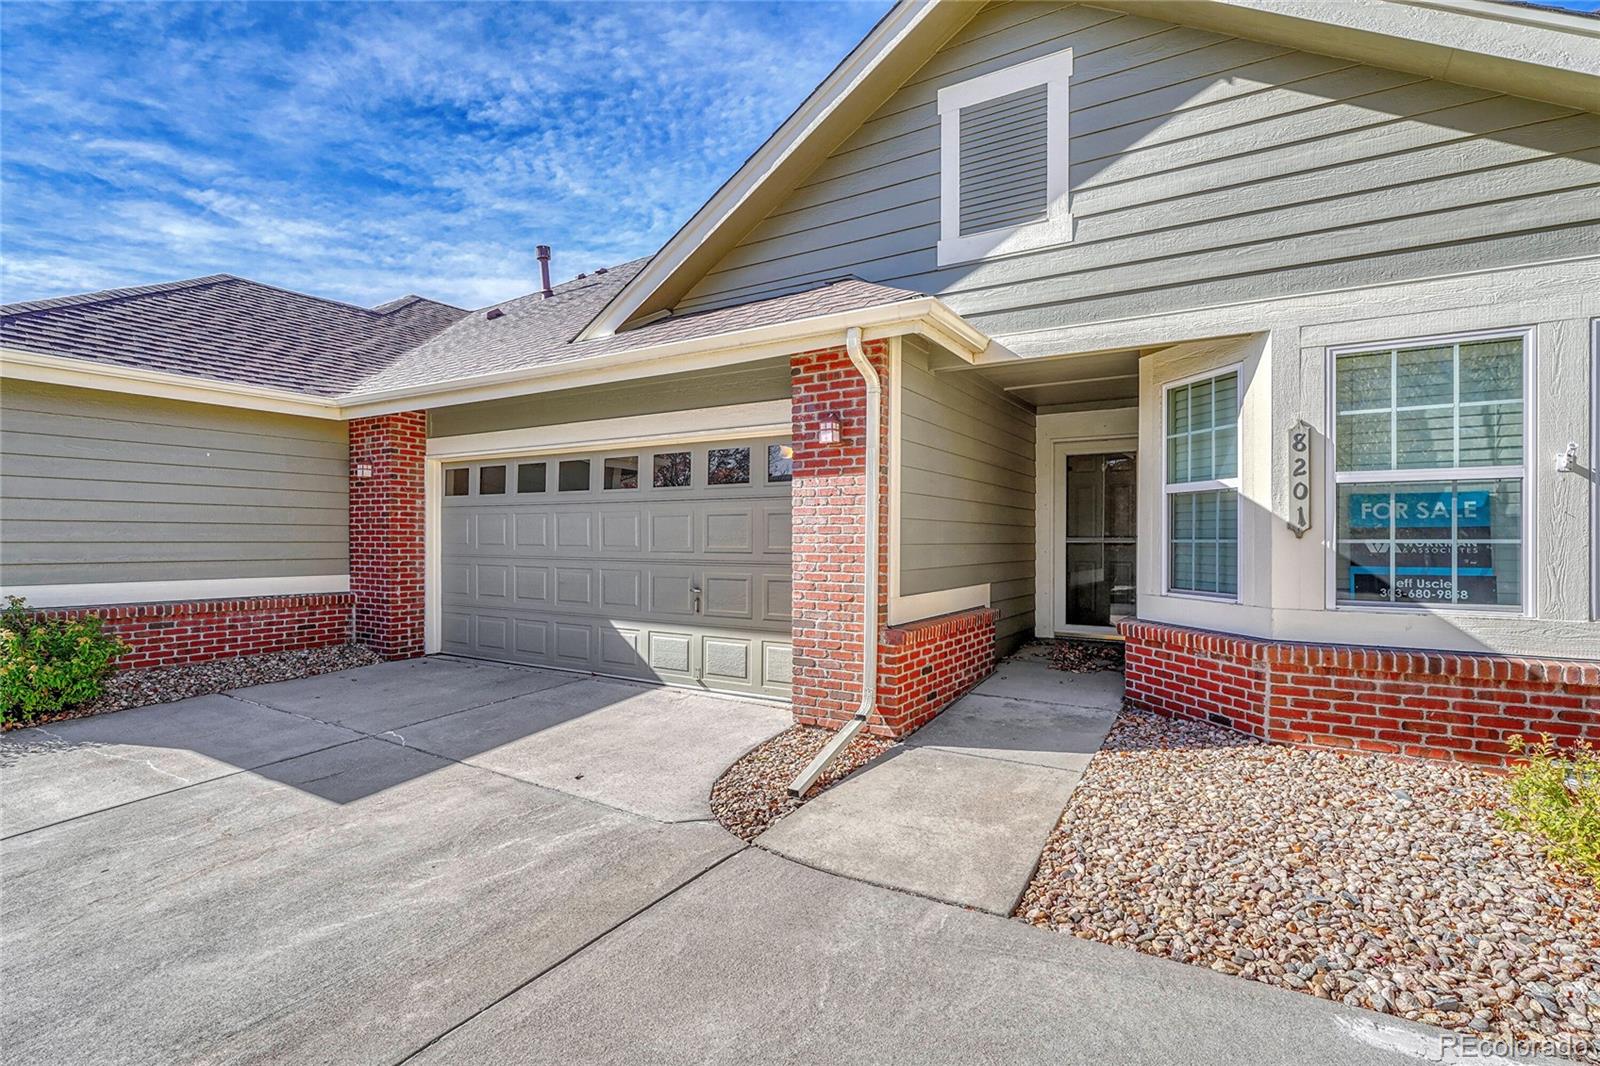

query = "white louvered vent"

[{"left": 958, "top": 83, "right": 1049, "bottom": 237}]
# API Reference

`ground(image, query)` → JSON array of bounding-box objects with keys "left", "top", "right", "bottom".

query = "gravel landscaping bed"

[
  {"left": 711, "top": 725, "right": 895, "bottom": 841},
  {"left": 2, "top": 643, "right": 379, "bottom": 731},
  {"left": 1018, "top": 707, "right": 1600, "bottom": 1062}
]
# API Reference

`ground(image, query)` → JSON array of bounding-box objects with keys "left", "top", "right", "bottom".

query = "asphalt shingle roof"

[
  {"left": 1, "top": 276, "right": 469, "bottom": 397},
  {"left": 1, "top": 265, "right": 928, "bottom": 401}
]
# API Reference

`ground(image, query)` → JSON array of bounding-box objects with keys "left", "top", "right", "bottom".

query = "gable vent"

[{"left": 958, "top": 82, "right": 1048, "bottom": 237}]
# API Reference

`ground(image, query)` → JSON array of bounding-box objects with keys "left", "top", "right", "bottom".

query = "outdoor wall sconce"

[
  {"left": 818, "top": 412, "right": 842, "bottom": 445},
  {"left": 354, "top": 462, "right": 374, "bottom": 479}
]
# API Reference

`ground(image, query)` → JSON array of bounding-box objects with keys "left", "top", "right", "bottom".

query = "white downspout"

[{"left": 789, "top": 326, "right": 881, "bottom": 797}]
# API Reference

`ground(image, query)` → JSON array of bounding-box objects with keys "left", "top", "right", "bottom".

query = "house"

[{"left": 4, "top": 0, "right": 1598, "bottom": 765}]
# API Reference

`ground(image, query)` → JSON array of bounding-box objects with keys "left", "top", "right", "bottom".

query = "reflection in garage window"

[
  {"left": 654, "top": 451, "right": 691, "bottom": 488},
  {"left": 517, "top": 462, "right": 547, "bottom": 493},
  {"left": 604, "top": 455, "right": 639, "bottom": 490},
  {"left": 445, "top": 468, "right": 470, "bottom": 496},
  {"left": 559, "top": 459, "right": 591, "bottom": 491},
  {"left": 708, "top": 447, "right": 751, "bottom": 485},
  {"left": 768, "top": 443, "right": 793, "bottom": 483},
  {"left": 479, "top": 465, "right": 507, "bottom": 495}
]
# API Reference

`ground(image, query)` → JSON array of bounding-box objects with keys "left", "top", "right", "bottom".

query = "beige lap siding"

[
  {"left": 34, "top": 594, "right": 353, "bottom": 671},
  {"left": 1122, "top": 620, "right": 1600, "bottom": 769}
]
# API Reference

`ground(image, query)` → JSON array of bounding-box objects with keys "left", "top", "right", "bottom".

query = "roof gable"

[{"left": 577, "top": 0, "right": 1600, "bottom": 339}]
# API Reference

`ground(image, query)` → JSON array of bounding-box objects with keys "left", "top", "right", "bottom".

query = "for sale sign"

[{"left": 1344, "top": 489, "right": 1496, "bottom": 604}]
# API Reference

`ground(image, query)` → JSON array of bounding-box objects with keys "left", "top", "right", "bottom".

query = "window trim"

[
  {"left": 1323, "top": 326, "right": 1537, "bottom": 617},
  {"left": 1160, "top": 363, "right": 1244, "bottom": 604},
  {"left": 936, "top": 47, "right": 1073, "bottom": 267}
]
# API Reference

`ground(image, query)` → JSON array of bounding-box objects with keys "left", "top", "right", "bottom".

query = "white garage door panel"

[{"left": 440, "top": 437, "right": 793, "bottom": 698}]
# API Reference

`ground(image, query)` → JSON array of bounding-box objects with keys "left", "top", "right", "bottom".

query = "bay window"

[
  {"left": 1165, "top": 369, "right": 1240, "bottom": 598},
  {"left": 1332, "top": 332, "right": 1527, "bottom": 609}
]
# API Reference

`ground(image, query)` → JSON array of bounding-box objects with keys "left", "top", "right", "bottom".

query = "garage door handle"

[{"left": 691, "top": 585, "right": 702, "bottom": 614}]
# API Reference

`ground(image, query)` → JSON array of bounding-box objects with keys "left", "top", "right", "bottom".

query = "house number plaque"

[{"left": 1287, "top": 419, "right": 1312, "bottom": 538}]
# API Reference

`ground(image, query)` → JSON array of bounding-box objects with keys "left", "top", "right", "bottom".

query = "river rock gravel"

[
  {"left": 711, "top": 724, "right": 894, "bottom": 841},
  {"left": 1017, "top": 706, "right": 1600, "bottom": 1063},
  {"left": 4, "top": 643, "right": 380, "bottom": 731}
]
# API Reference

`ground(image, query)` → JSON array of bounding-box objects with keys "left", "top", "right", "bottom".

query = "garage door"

[{"left": 440, "top": 436, "right": 793, "bottom": 698}]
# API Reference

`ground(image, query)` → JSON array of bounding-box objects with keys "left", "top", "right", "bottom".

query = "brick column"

[
  {"left": 349, "top": 411, "right": 426, "bottom": 659},
  {"left": 789, "top": 341, "right": 893, "bottom": 733}
]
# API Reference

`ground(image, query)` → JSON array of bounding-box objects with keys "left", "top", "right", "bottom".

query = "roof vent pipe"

[
  {"left": 537, "top": 245, "right": 554, "bottom": 298},
  {"left": 789, "top": 325, "right": 881, "bottom": 797}
]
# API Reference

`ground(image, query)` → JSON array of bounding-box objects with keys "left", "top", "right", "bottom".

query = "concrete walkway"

[{"left": 758, "top": 655, "right": 1122, "bottom": 914}]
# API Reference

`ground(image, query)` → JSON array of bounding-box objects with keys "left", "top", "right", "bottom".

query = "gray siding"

[
  {"left": 428, "top": 359, "right": 792, "bottom": 438},
  {"left": 898, "top": 343, "right": 1036, "bottom": 648},
  {"left": 0, "top": 379, "right": 348, "bottom": 586},
  {"left": 674, "top": 1, "right": 1600, "bottom": 335}
]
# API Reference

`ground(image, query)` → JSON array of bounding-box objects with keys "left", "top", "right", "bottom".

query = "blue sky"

[{"left": 0, "top": 1, "right": 889, "bottom": 309}]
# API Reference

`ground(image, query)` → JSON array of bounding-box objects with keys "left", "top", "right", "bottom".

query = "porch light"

[
  {"left": 354, "top": 462, "right": 374, "bottom": 479},
  {"left": 818, "top": 412, "right": 842, "bottom": 445}
]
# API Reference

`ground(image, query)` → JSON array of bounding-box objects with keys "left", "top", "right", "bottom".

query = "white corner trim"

[
  {"left": 936, "top": 47, "right": 1073, "bottom": 269},
  {"left": 888, "top": 584, "right": 991, "bottom": 626},
  {"left": 0, "top": 347, "right": 344, "bottom": 419},
  {"left": 427, "top": 400, "right": 793, "bottom": 461},
  {"left": 0, "top": 575, "right": 350, "bottom": 609},
  {"left": 424, "top": 459, "right": 444, "bottom": 654}
]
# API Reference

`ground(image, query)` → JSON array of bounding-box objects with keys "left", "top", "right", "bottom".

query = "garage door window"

[
  {"left": 709, "top": 447, "right": 751, "bottom": 485},
  {"left": 517, "top": 462, "right": 547, "bottom": 493},
  {"left": 445, "top": 467, "right": 469, "bottom": 496},
  {"left": 768, "top": 444, "right": 793, "bottom": 483},
  {"left": 559, "top": 459, "right": 591, "bottom": 491},
  {"left": 654, "top": 451, "right": 692, "bottom": 488},
  {"left": 604, "top": 455, "right": 639, "bottom": 490},
  {"left": 479, "top": 465, "right": 507, "bottom": 495}
]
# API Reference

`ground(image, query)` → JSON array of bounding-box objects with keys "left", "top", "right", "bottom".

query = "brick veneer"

[
  {"left": 1121, "top": 619, "right": 1600, "bottom": 768},
  {"left": 349, "top": 411, "right": 427, "bottom": 659},
  {"left": 35, "top": 594, "right": 353, "bottom": 671},
  {"left": 875, "top": 607, "right": 998, "bottom": 737},
  {"left": 788, "top": 341, "right": 995, "bottom": 738}
]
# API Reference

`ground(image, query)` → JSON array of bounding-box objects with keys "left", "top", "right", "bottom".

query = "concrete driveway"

[{"left": 2, "top": 658, "right": 1473, "bottom": 1065}]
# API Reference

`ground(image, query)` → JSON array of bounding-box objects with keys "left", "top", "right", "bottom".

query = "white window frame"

[
  {"left": 936, "top": 47, "right": 1073, "bottom": 267},
  {"left": 1323, "top": 326, "right": 1536, "bottom": 617},
  {"left": 1592, "top": 318, "right": 1599, "bottom": 621},
  {"left": 1161, "top": 363, "right": 1244, "bottom": 604}
]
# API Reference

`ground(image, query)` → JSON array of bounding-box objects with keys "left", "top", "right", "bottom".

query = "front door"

[{"left": 1061, "top": 452, "right": 1136, "bottom": 629}]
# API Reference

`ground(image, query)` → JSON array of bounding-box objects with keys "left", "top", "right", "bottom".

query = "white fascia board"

[
  {"left": 0, "top": 347, "right": 343, "bottom": 419},
  {"left": 575, "top": 0, "right": 944, "bottom": 342},
  {"left": 341, "top": 297, "right": 989, "bottom": 418},
  {"left": 1, "top": 575, "right": 350, "bottom": 609}
]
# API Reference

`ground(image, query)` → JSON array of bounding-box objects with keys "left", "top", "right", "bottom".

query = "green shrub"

[
  {"left": 0, "top": 596, "right": 127, "bottom": 726},
  {"left": 1499, "top": 733, "right": 1600, "bottom": 886}
]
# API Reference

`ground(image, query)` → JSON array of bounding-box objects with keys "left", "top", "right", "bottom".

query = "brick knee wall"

[
  {"left": 1121, "top": 619, "right": 1600, "bottom": 768},
  {"left": 349, "top": 411, "right": 427, "bottom": 659},
  {"left": 33, "top": 594, "right": 354, "bottom": 671},
  {"left": 875, "top": 607, "right": 998, "bottom": 737}
]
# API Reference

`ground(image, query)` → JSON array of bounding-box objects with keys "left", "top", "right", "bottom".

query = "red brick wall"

[
  {"left": 35, "top": 594, "right": 353, "bottom": 671},
  {"left": 1122, "top": 620, "right": 1600, "bottom": 768},
  {"left": 349, "top": 411, "right": 426, "bottom": 659},
  {"left": 876, "top": 607, "right": 998, "bottom": 737},
  {"left": 790, "top": 341, "right": 892, "bottom": 732}
]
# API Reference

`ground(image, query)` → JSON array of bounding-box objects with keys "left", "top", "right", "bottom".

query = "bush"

[
  {"left": 1499, "top": 733, "right": 1600, "bottom": 886},
  {"left": 0, "top": 596, "right": 127, "bottom": 726}
]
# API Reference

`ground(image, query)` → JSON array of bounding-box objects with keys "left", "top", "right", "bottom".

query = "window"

[
  {"left": 708, "top": 447, "right": 750, "bottom": 485},
  {"left": 478, "top": 465, "right": 506, "bottom": 495},
  {"left": 767, "top": 443, "right": 793, "bottom": 483},
  {"left": 558, "top": 459, "right": 591, "bottom": 492},
  {"left": 517, "top": 462, "right": 546, "bottom": 493},
  {"left": 653, "top": 451, "right": 691, "bottom": 488},
  {"left": 1164, "top": 370, "right": 1240, "bottom": 598},
  {"left": 603, "top": 455, "right": 638, "bottom": 490},
  {"left": 445, "top": 468, "right": 469, "bottom": 497},
  {"left": 936, "top": 47, "right": 1072, "bottom": 267},
  {"left": 1333, "top": 333, "right": 1527, "bottom": 609}
]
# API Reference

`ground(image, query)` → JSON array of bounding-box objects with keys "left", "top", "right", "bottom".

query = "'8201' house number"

[{"left": 1288, "top": 419, "right": 1312, "bottom": 537}]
